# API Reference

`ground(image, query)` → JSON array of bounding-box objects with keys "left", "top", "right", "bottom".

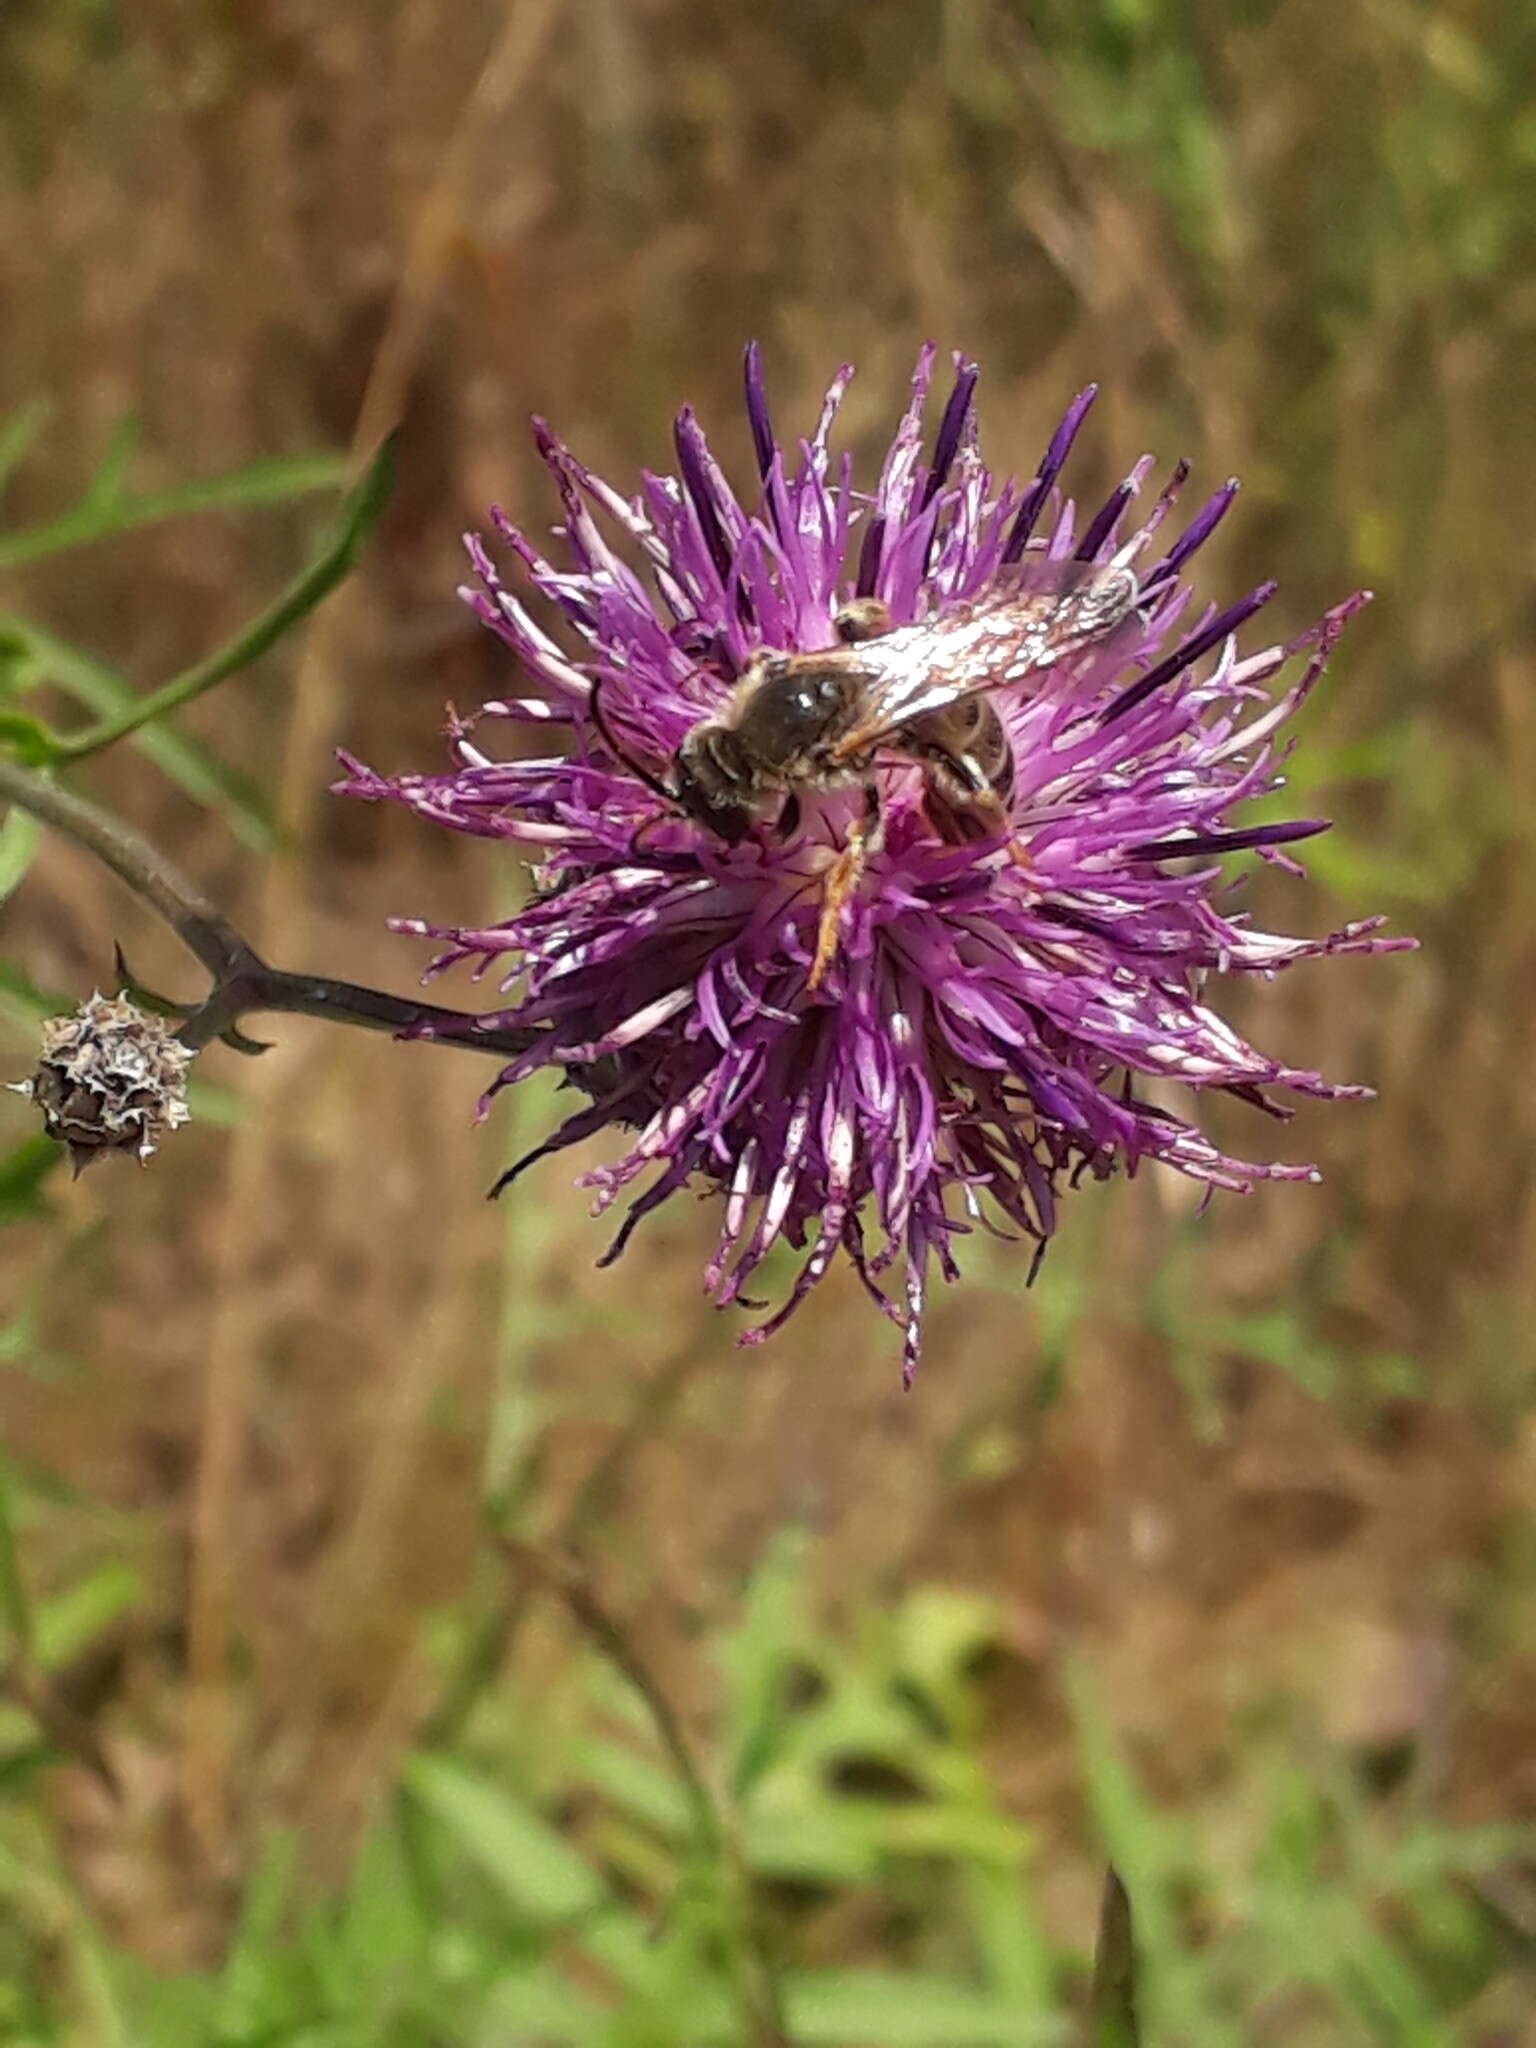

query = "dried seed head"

[{"left": 10, "top": 991, "right": 192, "bottom": 1175}]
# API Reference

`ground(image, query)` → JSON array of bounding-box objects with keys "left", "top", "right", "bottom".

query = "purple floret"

[{"left": 338, "top": 344, "right": 1413, "bottom": 1383}]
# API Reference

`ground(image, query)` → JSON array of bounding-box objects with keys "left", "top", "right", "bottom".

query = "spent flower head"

[
  {"left": 13, "top": 991, "right": 192, "bottom": 1175},
  {"left": 340, "top": 346, "right": 1412, "bottom": 1382}
]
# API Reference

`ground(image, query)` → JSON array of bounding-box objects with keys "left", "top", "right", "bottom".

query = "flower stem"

[
  {"left": 42, "top": 436, "right": 397, "bottom": 764},
  {"left": 0, "top": 752, "right": 536, "bottom": 1060}
]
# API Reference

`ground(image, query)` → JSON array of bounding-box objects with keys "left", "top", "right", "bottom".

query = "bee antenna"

[{"left": 588, "top": 673, "right": 674, "bottom": 803}]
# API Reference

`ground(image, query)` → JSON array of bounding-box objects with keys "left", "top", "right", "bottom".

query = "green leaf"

[
  {"left": 961, "top": 1858, "right": 1056, "bottom": 2012},
  {"left": 339, "top": 1815, "right": 429, "bottom": 1991},
  {"left": 894, "top": 1585, "right": 1002, "bottom": 1719},
  {"left": 0, "top": 1138, "right": 61, "bottom": 1228},
  {"left": 400, "top": 1752, "right": 606, "bottom": 1923},
  {"left": 739, "top": 1806, "right": 878, "bottom": 1885},
  {"left": 721, "top": 1524, "right": 810, "bottom": 1795},
  {"left": 0, "top": 448, "right": 351, "bottom": 572},
  {"left": 0, "top": 616, "right": 275, "bottom": 848},
  {"left": 1064, "top": 1662, "right": 1180, "bottom": 1970},
  {"left": 0, "top": 708, "right": 57, "bottom": 765},
  {"left": 0, "top": 806, "right": 40, "bottom": 901},
  {"left": 485, "top": 1964, "right": 614, "bottom": 2040},
  {"left": 834, "top": 1798, "right": 1032, "bottom": 1865},
  {"left": 218, "top": 1830, "right": 300, "bottom": 2037},
  {"left": 0, "top": 1461, "right": 33, "bottom": 1659},
  {"left": 50, "top": 432, "right": 398, "bottom": 763},
  {"left": 185, "top": 1077, "right": 243, "bottom": 1129},
  {"left": 572, "top": 1732, "right": 693, "bottom": 1838},
  {"left": 784, "top": 1969, "right": 1060, "bottom": 2045},
  {"left": 32, "top": 1561, "right": 143, "bottom": 1671},
  {"left": 0, "top": 960, "right": 64, "bottom": 1024},
  {"left": 83, "top": 415, "right": 142, "bottom": 510},
  {"left": 0, "top": 399, "right": 53, "bottom": 500}
]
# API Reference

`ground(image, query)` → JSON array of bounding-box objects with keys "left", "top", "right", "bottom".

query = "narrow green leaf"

[
  {"left": 0, "top": 960, "right": 65, "bottom": 1023},
  {"left": 894, "top": 1586, "right": 1003, "bottom": 1716},
  {"left": 962, "top": 1859, "right": 1056, "bottom": 2012},
  {"left": 826, "top": 1798, "right": 1031, "bottom": 1865},
  {"left": 219, "top": 1830, "right": 300, "bottom": 2037},
  {"left": 83, "top": 415, "right": 143, "bottom": 510},
  {"left": 722, "top": 1523, "right": 809, "bottom": 1795},
  {"left": 51, "top": 432, "right": 397, "bottom": 763},
  {"left": 740, "top": 1806, "right": 878, "bottom": 1885},
  {"left": 339, "top": 1815, "right": 429, "bottom": 1988},
  {"left": 486, "top": 1963, "right": 614, "bottom": 2038},
  {"left": 785, "top": 1968, "right": 1059, "bottom": 2045},
  {"left": 572, "top": 1732, "right": 693, "bottom": 1838},
  {"left": 0, "top": 708, "right": 57, "bottom": 765},
  {"left": 0, "top": 448, "right": 351, "bottom": 572},
  {"left": 0, "top": 806, "right": 40, "bottom": 901},
  {"left": 0, "top": 1137, "right": 61, "bottom": 1228},
  {"left": 401, "top": 1752, "right": 605, "bottom": 1922},
  {"left": 0, "top": 1461, "right": 34, "bottom": 1659},
  {"left": 0, "top": 615, "right": 274, "bottom": 847},
  {"left": 1064, "top": 1661, "right": 1180, "bottom": 1971},
  {"left": 33, "top": 1562, "right": 143, "bottom": 1671},
  {"left": 0, "top": 398, "right": 53, "bottom": 499},
  {"left": 185, "top": 1078, "right": 243, "bottom": 1129}
]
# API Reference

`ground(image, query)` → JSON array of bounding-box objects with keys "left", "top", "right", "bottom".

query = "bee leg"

[
  {"left": 965, "top": 786, "right": 1032, "bottom": 865},
  {"left": 809, "top": 783, "right": 883, "bottom": 990},
  {"left": 963, "top": 791, "right": 1034, "bottom": 869},
  {"left": 833, "top": 597, "right": 892, "bottom": 645},
  {"left": 920, "top": 747, "right": 1033, "bottom": 867}
]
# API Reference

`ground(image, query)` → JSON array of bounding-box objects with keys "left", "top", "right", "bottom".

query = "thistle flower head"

[
  {"left": 340, "top": 347, "right": 1412, "bottom": 1382},
  {"left": 13, "top": 991, "right": 192, "bottom": 1174}
]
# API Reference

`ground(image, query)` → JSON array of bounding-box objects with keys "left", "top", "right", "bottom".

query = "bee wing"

[{"left": 827, "top": 560, "right": 1139, "bottom": 763}]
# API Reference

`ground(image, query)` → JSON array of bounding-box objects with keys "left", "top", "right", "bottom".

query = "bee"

[{"left": 593, "top": 558, "right": 1140, "bottom": 988}]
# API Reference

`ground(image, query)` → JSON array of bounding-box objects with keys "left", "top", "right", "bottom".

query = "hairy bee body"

[{"left": 668, "top": 560, "right": 1137, "bottom": 847}]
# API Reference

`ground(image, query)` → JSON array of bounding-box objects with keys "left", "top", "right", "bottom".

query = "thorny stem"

[
  {"left": 0, "top": 753, "right": 537, "bottom": 1063},
  {"left": 498, "top": 1534, "right": 793, "bottom": 2048}
]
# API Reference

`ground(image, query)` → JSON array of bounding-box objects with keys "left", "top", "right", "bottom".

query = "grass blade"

[
  {"left": 0, "top": 1458, "right": 34, "bottom": 1658},
  {"left": 0, "top": 805, "right": 41, "bottom": 901},
  {"left": 50, "top": 433, "right": 397, "bottom": 762},
  {"left": 0, "top": 448, "right": 350, "bottom": 572},
  {"left": 0, "top": 399, "right": 54, "bottom": 501},
  {"left": 401, "top": 1752, "right": 606, "bottom": 1922},
  {"left": 0, "top": 615, "right": 274, "bottom": 847}
]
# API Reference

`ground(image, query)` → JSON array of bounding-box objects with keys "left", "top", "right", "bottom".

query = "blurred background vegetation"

[{"left": 0, "top": 1, "right": 1533, "bottom": 2041}]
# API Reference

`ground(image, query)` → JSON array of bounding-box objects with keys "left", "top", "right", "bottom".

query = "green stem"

[{"left": 44, "top": 436, "right": 396, "bottom": 763}]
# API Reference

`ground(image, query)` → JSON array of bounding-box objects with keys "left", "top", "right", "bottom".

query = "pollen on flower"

[{"left": 337, "top": 344, "right": 1414, "bottom": 1383}]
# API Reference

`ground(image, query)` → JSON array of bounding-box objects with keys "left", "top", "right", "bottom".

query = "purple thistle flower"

[{"left": 338, "top": 346, "right": 1413, "bottom": 1385}]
